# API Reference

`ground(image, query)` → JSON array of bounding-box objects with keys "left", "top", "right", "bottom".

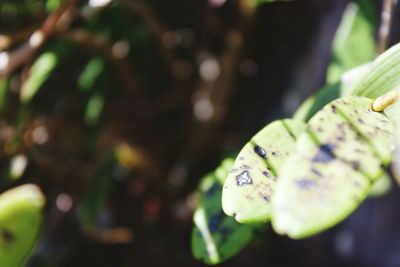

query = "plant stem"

[{"left": 378, "top": 0, "right": 396, "bottom": 53}]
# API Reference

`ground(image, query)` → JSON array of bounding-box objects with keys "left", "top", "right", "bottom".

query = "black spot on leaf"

[
  {"left": 262, "top": 171, "right": 270, "bottom": 178},
  {"left": 254, "top": 145, "right": 267, "bottom": 159},
  {"left": 312, "top": 144, "right": 335, "bottom": 163},
  {"left": 352, "top": 161, "right": 360, "bottom": 171},
  {"left": 311, "top": 168, "right": 322, "bottom": 177},
  {"left": 1, "top": 229, "right": 14, "bottom": 245}
]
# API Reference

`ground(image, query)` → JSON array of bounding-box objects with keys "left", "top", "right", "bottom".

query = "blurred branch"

[
  {"left": 378, "top": 0, "right": 396, "bottom": 53},
  {"left": 0, "top": 0, "right": 76, "bottom": 77},
  {"left": 0, "top": 26, "right": 38, "bottom": 51}
]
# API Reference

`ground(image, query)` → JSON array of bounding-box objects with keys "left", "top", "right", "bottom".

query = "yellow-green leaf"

[
  {"left": 221, "top": 119, "right": 305, "bottom": 223},
  {"left": 0, "top": 184, "right": 45, "bottom": 267},
  {"left": 272, "top": 96, "right": 394, "bottom": 239}
]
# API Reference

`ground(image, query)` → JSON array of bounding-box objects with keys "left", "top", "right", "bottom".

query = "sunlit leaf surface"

[
  {"left": 0, "top": 184, "right": 45, "bottom": 267},
  {"left": 272, "top": 96, "right": 394, "bottom": 239},
  {"left": 222, "top": 119, "right": 306, "bottom": 223}
]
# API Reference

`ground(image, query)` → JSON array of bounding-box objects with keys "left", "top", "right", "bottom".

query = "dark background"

[{"left": 1, "top": 0, "right": 400, "bottom": 266}]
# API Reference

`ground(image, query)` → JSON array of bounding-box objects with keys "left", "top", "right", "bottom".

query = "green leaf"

[
  {"left": 248, "top": 0, "right": 292, "bottom": 6},
  {"left": 78, "top": 57, "right": 106, "bottom": 93},
  {"left": 0, "top": 77, "right": 9, "bottom": 112},
  {"left": 192, "top": 158, "right": 264, "bottom": 265},
  {"left": 368, "top": 173, "right": 392, "bottom": 197},
  {"left": 327, "top": 0, "right": 376, "bottom": 83},
  {"left": 272, "top": 96, "right": 394, "bottom": 239},
  {"left": 221, "top": 119, "right": 306, "bottom": 223},
  {"left": 352, "top": 42, "right": 400, "bottom": 98},
  {"left": 46, "top": 0, "right": 63, "bottom": 12},
  {"left": 20, "top": 41, "right": 70, "bottom": 103},
  {"left": 85, "top": 93, "right": 104, "bottom": 126},
  {"left": 295, "top": 63, "right": 370, "bottom": 122},
  {"left": 20, "top": 53, "right": 57, "bottom": 103},
  {"left": 0, "top": 184, "right": 45, "bottom": 267},
  {"left": 78, "top": 152, "right": 116, "bottom": 226}
]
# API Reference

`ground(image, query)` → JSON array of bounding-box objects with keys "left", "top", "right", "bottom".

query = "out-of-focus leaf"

[
  {"left": 192, "top": 158, "right": 264, "bottom": 265},
  {"left": 272, "top": 96, "right": 394, "bottom": 239},
  {"left": 294, "top": 63, "right": 370, "bottom": 122},
  {"left": 0, "top": 184, "right": 45, "bottom": 267},
  {"left": 294, "top": 0, "right": 375, "bottom": 122},
  {"left": 85, "top": 93, "right": 104, "bottom": 126},
  {"left": 0, "top": 77, "right": 9, "bottom": 112},
  {"left": 46, "top": 0, "right": 63, "bottom": 12},
  {"left": 78, "top": 152, "right": 116, "bottom": 226},
  {"left": 115, "top": 143, "right": 146, "bottom": 169},
  {"left": 327, "top": 0, "right": 376, "bottom": 83},
  {"left": 78, "top": 57, "right": 106, "bottom": 93},
  {"left": 221, "top": 119, "right": 306, "bottom": 223},
  {"left": 20, "top": 42, "right": 70, "bottom": 103},
  {"left": 9, "top": 154, "right": 28, "bottom": 181},
  {"left": 0, "top": 155, "right": 29, "bottom": 191},
  {"left": 20, "top": 53, "right": 57, "bottom": 103},
  {"left": 352, "top": 42, "right": 400, "bottom": 98},
  {"left": 248, "top": 0, "right": 291, "bottom": 7}
]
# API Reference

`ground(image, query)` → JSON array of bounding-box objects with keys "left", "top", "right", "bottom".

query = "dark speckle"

[
  {"left": 353, "top": 180, "right": 361, "bottom": 188},
  {"left": 271, "top": 151, "right": 277, "bottom": 156},
  {"left": 1, "top": 230, "right": 14, "bottom": 244},
  {"left": 311, "top": 168, "right": 322, "bottom": 177},
  {"left": 338, "top": 122, "right": 346, "bottom": 130},
  {"left": 358, "top": 118, "right": 365, "bottom": 124},
  {"left": 352, "top": 161, "right": 360, "bottom": 171},
  {"left": 209, "top": 213, "right": 224, "bottom": 233},
  {"left": 219, "top": 227, "right": 232, "bottom": 242},
  {"left": 336, "top": 136, "right": 345, "bottom": 142},
  {"left": 296, "top": 178, "right": 316, "bottom": 189},
  {"left": 262, "top": 195, "right": 270, "bottom": 202},
  {"left": 262, "top": 171, "right": 270, "bottom": 178},
  {"left": 354, "top": 148, "right": 364, "bottom": 154},
  {"left": 331, "top": 105, "right": 337, "bottom": 113},
  {"left": 236, "top": 171, "right": 253, "bottom": 186},
  {"left": 312, "top": 144, "right": 335, "bottom": 163},
  {"left": 254, "top": 145, "right": 267, "bottom": 159}
]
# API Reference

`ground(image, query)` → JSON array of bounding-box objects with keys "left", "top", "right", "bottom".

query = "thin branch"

[
  {"left": 0, "top": 0, "right": 75, "bottom": 77},
  {"left": 378, "top": 0, "right": 396, "bottom": 53}
]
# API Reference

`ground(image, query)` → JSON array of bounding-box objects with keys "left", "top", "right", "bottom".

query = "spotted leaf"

[
  {"left": 192, "top": 158, "right": 264, "bottom": 265},
  {"left": 272, "top": 96, "right": 394, "bottom": 239},
  {"left": 0, "top": 184, "right": 45, "bottom": 267},
  {"left": 222, "top": 119, "right": 306, "bottom": 223}
]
